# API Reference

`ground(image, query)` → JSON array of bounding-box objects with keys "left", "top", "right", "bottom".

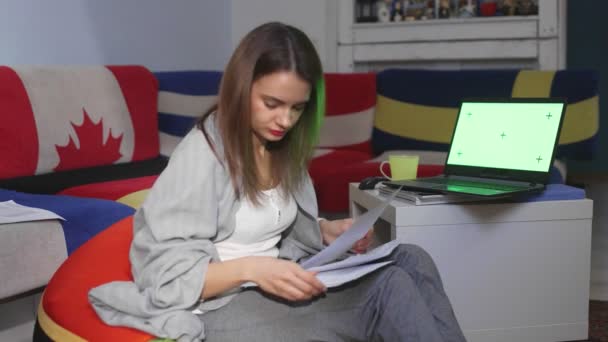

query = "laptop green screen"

[{"left": 446, "top": 101, "right": 565, "bottom": 172}]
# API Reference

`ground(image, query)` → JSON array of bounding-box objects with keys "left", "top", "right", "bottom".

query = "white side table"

[{"left": 349, "top": 183, "right": 593, "bottom": 342}]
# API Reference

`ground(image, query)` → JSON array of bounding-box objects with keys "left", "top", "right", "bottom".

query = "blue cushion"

[{"left": 513, "top": 184, "right": 586, "bottom": 202}]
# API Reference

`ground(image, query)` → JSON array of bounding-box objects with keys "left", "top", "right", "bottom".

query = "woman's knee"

[
  {"left": 373, "top": 266, "right": 418, "bottom": 296},
  {"left": 392, "top": 244, "right": 440, "bottom": 275},
  {"left": 393, "top": 244, "right": 433, "bottom": 263}
]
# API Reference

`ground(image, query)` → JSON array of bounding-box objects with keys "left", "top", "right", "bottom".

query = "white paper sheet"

[
  {"left": 307, "top": 240, "right": 400, "bottom": 273},
  {"left": 300, "top": 186, "right": 401, "bottom": 269},
  {"left": 315, "top": 260, "right": 394, "bottom": 288},
  {"left": 0, "top": 200, "right": 65, "bottom": 225},
  {"left": 240, "top": 186, "right": 403, "bottom": 289}
]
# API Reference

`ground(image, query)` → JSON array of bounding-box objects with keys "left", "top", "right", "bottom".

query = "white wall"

[
  {"left": 0, "top": 0, "right": 231, "bottom": 71},
  {"left": 231, "top": 0, "right": 338, "bottom": 71}
]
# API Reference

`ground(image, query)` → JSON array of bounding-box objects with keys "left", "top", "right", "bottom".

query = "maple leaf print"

[{"left": 54, "top": 109, "right": 123, "bottom": 171}]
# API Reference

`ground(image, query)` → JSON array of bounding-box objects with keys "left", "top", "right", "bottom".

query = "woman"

[{"left": 89, "top": 22, "right": 465, "bottom": 342}]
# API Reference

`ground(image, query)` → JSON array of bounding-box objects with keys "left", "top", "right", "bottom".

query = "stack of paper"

[
  {"left": 298, "top": 187, "right": 403, "bottom": 287},
  {"left": 0, "top": 200, "right": 65, "bottom": 225},
  {"left": 378, "top": 185, "right": 486, "bottom": 205},
  {"left": 242, "top": 187, "right": 404, "bottom": 289}
]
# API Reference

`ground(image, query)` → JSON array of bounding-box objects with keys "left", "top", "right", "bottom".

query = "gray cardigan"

[{"left": 88, "top": 117, "right": 324, "bottom": 341}]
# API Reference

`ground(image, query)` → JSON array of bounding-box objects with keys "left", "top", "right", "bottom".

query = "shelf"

[
  {"left": 352, "top": 39, "right": 538, "bottom": 63},
  {"left": 337, "top": 0, "right": 564, "bottom": 71},
  {"left": 353, "top": 14, "right": 539, "bottom": 28},
  {"left": 347, "top": 16, "right": 541, "bottom": 44}
]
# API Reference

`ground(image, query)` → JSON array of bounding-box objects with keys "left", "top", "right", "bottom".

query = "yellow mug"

[{"left": 380, "top": 155, "right": 419, "bottom": 180}]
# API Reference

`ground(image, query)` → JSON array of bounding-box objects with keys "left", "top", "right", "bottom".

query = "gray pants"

[{"left": 202, "top": 244, "right": 466, "bottom": 342}]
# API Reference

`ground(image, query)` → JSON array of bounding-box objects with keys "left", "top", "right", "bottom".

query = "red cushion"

[
  {"left": 309, "top": 149, "right": 373, "bottom": 182},
  {"left": 42, "top": 216, "right": 153, "bottom": 341},
  {"left": 415, "top": 164, "right": 445, "bottom": 178},
  {"left": 57, "top": 175, "right": 158, "bottom": 200},
  {"left": 314, "top": 162, "right": 445, "bottom": 213},
  {"left": 324, "top": 73, "right": 376, "bottom": 116}
]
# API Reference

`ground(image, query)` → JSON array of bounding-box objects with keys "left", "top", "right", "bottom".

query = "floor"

[
  {"left": 2, "top": 197, "right": 605, "bottom": 342},
  {"left": 0, "top": 292, "right": 40, "bottom": 342},
  {"left": 2, "top": 294, "right": 605, "bottom": 341},
  {"left": 585, "top": 181, "right": 608, "bottom": 302}
]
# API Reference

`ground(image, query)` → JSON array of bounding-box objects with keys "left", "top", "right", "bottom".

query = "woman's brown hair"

[{"left": 198, "top": 22, "right": 325, "bottom": 204}]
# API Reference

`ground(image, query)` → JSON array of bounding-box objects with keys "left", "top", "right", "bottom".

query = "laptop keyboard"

[{"left": 421, "top": 178, "right": 528, "bottom": 191}]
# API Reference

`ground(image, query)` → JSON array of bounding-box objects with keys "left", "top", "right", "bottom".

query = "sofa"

[
  {"left": 155, "top": 68, "right": 600, "bottom": 212},
  {"left": 0, "top": 65, "right": 161, "bottom": 301},
  {"left": 0, "top": 66, "right": 599, "bottom": 302},
  {"left": 1, "top": 66, "right": 599, "bottom": 208},
  {"left": 320, "top": 69, "right": 599, "bottom": 210},
  {"left": 0, "top": 64, "right": 595, "bottom": 340}
]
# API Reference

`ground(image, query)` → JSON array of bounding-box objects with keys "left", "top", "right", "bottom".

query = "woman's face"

[{"left": 250, "top": 70, "right": 311, "bottom": 146}]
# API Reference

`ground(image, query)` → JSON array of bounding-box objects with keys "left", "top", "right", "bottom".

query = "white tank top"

[{"left": 215, "top": 187, "right": 297, "bottom": 261}]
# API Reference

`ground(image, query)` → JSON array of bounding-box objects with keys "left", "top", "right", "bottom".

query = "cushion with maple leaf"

[{"left": 0, "top": 65, "right": 160, "bottom": 179}]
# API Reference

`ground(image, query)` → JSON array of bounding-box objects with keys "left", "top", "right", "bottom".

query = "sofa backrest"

[
  {"left": 373, "top": 69, "right": 599, "bottom": 161},
  {"left": 155, "top": 71, "right": 379, "bottom": 157},
  {"left": 0, "top": 65, "right": 159, "bottom": 179},
  {"left": 155, "top": 71, "right": 222, "bottom": 157},
  {"left": 319, "top": 73, "right": 377, "bottom": 155}
]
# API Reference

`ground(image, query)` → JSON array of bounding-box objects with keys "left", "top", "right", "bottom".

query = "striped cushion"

[
  {"left": 319, "top": 73, "right": 377, "bottom": 154},
  {"left": 155, "top": 71, "right": 221, "bottom": 157},
  {"left": 373, "top": 69, "right": 599, "bottom": 160},
  {"left": 155, "top": 72, "right": 378, "bottom": 157}
]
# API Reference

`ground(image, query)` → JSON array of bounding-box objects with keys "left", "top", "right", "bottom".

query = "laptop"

[{"left": 384, "top": 98, "right": 567, "bottom": 197}]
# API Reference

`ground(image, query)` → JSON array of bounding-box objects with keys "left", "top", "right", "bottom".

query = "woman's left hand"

[{"left": 319, "top": 218, "right": 373, "bottom": 254}]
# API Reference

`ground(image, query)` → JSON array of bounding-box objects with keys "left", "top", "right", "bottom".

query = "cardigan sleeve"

[
  {"left": 89, "top": 129, "right": 232, "bottom": 341},
  {"left": 131, "top": 129, "right": 222, "bottom": 306}
]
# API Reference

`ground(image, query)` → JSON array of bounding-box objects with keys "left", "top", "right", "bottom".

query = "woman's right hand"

[{"left": 244, "top": 256, "right": 326, "bottom": 301}]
